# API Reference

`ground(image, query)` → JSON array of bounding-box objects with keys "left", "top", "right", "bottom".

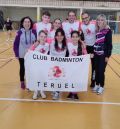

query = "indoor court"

[{"left": 0, "top": 31, "right": 120, "bottom": 129}]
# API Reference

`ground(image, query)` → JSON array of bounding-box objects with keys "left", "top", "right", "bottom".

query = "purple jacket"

[{"left": 13, "top": 29, "right": 37, "bottom": 58}]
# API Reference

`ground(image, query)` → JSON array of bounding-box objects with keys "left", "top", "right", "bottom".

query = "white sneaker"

[
  {"left": 97, "top": 87, "right": 104, "bottom": 95},
  {"left": 32, "top": 91, "right": 39, "bottom": 100},
  {"left": 51, "top": 91, "right": 55, "bottom": 96},
  {"left": 40, "top": 91, "right": 46, "bottom": 99},
  {"left": 92, "top": 85, "right": 100, "bottom": 93},
  {"left": 52, "top": 92, "right": 60, "bottom": 100}
]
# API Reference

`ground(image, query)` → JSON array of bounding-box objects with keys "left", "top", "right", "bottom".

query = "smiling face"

[
  {"left": 55, "top": 32, "right": 64, "bottom": 43},
  {"left": 42, "top": 15, "right": 50, "bottom": 24},
  {"left": 71, "top": 33, "right": 80, "bottom": 45},
  {"left": 97, "top": 16, "right": 106, "bottom": 30},
  {"left": 37, "top": 32, "right": 47, "bottom": 44},
  {"left": 68, "top": 11, "right": 76, "bottom": 23},
  {"left": 81, "top": 13, "right": 90, "bottom": 25},
  {"left": 23, "top": 18, "right": 31, "bottom": 30},
  {"left": 53, "top": 19, "right": 61, "bottom": 30}
]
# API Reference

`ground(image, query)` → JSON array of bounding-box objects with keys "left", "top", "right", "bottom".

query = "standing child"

[
  {"left": 67, "top": 31, "right": 87, "bottom": 100},
  {"left": 30, "top": 30, "right": 49, "bottom": 100},
  {"left": 33, "top": 11, "right": 52, "bottom": 37},
  {"left": 49, "top": 18, "right": 62, "bottom": 39},
  {"left": 50, "top": 28, "right": 68, "bottom": 100}
]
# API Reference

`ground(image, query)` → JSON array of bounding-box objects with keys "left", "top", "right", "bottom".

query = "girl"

[
  {"left": 92, "top": 14, "right": 112, "bottom": 95},
  {"left": 30, "top": 30, "right": 49, "bottom": 100},
  {"left": 50, "top": 28, "right": 68, "bottom": 100},
  {"left": 13, "top": 16, "right": 37, "bottom": 90},
  {"left": 67, "top": 30, "right": 87, "bottom": 100},
  {"left": 49, "top": 18, "right": 62, "bottom": 39}
]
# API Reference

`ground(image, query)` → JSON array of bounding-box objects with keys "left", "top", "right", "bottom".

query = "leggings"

[{"left": 18, "top": 58, "right": 25, "bottom": 82}]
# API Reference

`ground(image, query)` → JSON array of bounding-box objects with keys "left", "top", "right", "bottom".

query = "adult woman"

[
  {"left": 92, "top": 14, "right": 112, "bottom": 94},
  {"left": 13, "top": 16, "right": 37, "bottom": 89}
]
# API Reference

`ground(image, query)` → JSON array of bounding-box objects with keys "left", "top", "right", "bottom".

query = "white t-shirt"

[
  {"left": 50, "top": 42, "right": 67, "bottom": 57},
  {"left": 62, "top": 20, "right": 80, "bottom": 38},
  {"left": 36, "top": 22, "right": 52, "bottom": 36},
  {"left": 49, "top": 29, "right": 55, "bottom": 39},
  {"left": 35, "top": 43, "right": 49, "bottom": 54},
  {"left": 80, "top": 21, "right": 96, "bottom": 46},
  {"left": 67, "top": 43, "right": 78, "bottom": 57}
]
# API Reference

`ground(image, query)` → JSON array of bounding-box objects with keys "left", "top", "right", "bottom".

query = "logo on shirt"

[
  {"left": 40, "top": 48, "right": 46, "bottom": 53},
  {"left": 69, "top": 28, "right": 73, "bottom": 33},
  {"left": 86, "top": 28, "right": 91, "bottom": 35},
  {"left": 72, "top": 49, "right": 77, "bottom": 56}
]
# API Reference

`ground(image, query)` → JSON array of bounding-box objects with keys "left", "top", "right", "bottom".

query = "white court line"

[{"left": 0, "top": 98, "right": 120, "bottom": 106}]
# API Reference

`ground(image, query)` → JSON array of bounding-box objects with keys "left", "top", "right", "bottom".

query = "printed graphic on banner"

[
  {"left": 25, "top": 51, "right": 90, "bottom": 92},
  {"left": 48, "top": 66, "right": 65, "bottom": 79}
]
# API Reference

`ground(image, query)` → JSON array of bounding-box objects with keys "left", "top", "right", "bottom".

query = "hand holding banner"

[{"left": 25, "top": 51, "right": 90, "bottom": 92}]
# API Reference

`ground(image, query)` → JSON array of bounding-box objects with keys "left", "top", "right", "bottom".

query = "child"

[
  {"left": 30, "top": 30, "right": 49, "bottom": 100},
  {"left": 49, "top": 18, "right": 62, "bottom": 39},
  {"left": 67, "top": 30, "right": 87, "bottom": 100},
  {"left": 50, "top": 28, "right": 68, "bottom": 100},
  {"left": 33, "top": 11, "right": 52, "bottom": 37}
]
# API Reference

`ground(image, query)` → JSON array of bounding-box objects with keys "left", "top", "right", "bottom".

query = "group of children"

[
  {"left": 30, "top": 28, "right": 86, "bottom": 100},
  {"left": 13, "top": 10, "right": 112, "bottom": 101}
]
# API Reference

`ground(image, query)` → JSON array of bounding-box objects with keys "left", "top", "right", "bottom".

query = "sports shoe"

[
  {"left": 92, "top": 85, "right": 100, "bottom": 93},
  {"left": 97, "top": 87, "right": 104, "bottom": 95},
  {"left": 52, "top": 92, "right": 60, "bottom": 100},
  {"left": 51, "top": 91, "right": 55, "bottom": 96},
  {"left": 32, "top": 91, "right": 39, "bottom": 100},
  {"left": 40, "top": 91, "right": 46, "bottom": 99},
  {"left": 73, "top": 94, "right": 79, "bottom": 100},
  {"left": 20, "top": 81, "right": 25, "bottom": 90},
  {"left": 90, "top": 80, "right": 95, "bottom": 88},
  {"left": 67, "top": 93, "right": 74, "bottom": 100}
]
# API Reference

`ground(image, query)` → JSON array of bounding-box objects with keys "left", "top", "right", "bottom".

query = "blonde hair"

[{"left": 96, "top": 14, "right": 108, "bottom": 31}]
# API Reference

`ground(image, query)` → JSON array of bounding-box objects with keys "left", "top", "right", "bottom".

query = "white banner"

[{"left": 25, "top": 51, "right": 90, "bottom": 92}]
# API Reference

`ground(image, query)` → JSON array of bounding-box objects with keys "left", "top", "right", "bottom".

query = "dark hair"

[
  {"left": 20, "top": 16, "right": 33, "bottom": 29},
  {"left": 54, "top": 28, "right": 67, "bottom": 51},
  {"left": 68, "top": 11, "right": 76, "bottom": 16},
  {"left": 54, "top": 18, "right": 61, "bottom": 23},
  {"left": 81, "top": 11, "right": 89, "bottom": 16},
  {"left": 38, "top": 30, "right": 47, "bottom": 36},
  {"left": 71, "top": 31, "right": 82, "bottom": 56},
  {"left": 52, "top": 18, "right": 62, "bottom": 29},
  {"left": 42, "top": 11, "right": 51, "bottom": 17}
]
